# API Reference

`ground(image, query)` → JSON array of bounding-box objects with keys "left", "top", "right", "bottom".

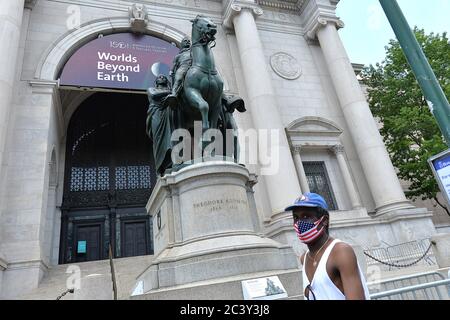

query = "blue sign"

[
  {"left": 77, "top": 241, "right": 87, "bottom": 254},
  {"left": 433, "top": 154, "right": 450, "bottom": 171},
  {"left": 429, "top": 149, "right": 450, "bottom": 208}
]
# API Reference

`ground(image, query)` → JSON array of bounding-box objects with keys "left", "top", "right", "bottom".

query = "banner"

[{"left": 59, "top": 33, "right": 179, "bottom": 91}]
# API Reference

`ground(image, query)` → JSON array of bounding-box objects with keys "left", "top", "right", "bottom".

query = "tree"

[{"left": 362, "top": 28, "right": 450, "bottom": 216}]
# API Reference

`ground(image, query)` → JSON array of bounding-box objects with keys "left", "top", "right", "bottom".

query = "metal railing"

[
  {"left": 370, "top": 279, "right": 450, "bottom": 300},
  {"left": 109, "top": 244, "right": 118, "bottom": 300},
  {"left": 368, "top": 271, "right": 450, "bottom": 300},
  {"left": 56, "top": 288, "right": 74, "bottom": 300},
  {"left": 364, "top": 238, "right": 437, "bottom": 270}
]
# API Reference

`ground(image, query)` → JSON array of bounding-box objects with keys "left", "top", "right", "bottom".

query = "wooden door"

[
  {"left": 74, "top": 224, "right": 102, "bottom": 262},
  {"left": 123, "top": 221, "right": 147, "bottom": 257}
]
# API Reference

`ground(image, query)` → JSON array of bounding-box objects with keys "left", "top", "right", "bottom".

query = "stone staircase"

[
  {"left": 19, "top": 252, "right": 444, "bottom": 300},
  {"left": 21, "top": 255, "right": 154, "bottom": 300}
]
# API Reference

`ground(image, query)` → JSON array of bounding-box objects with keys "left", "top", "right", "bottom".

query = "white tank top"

[{"left": 302, "top": 239, "right": 371, "bottom": 300}]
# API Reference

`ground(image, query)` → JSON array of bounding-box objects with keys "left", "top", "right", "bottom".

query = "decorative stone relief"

[
  {"left": 291, "top": 146, "right": 302, "bottom": 155},
  {"left": 129, "top": 3, "right": 149, "bottom": 32},
  {"left": 25, "top": 0, "right": 38, "bottom": 10},
  {"left": 305, "top": 16, "right": 345, "bottom": 40},
  {"left": 331, "top": 144, "right": 345, "bottom": 155},
  {"left": 270, "top": 52, "right": 302, "bottom": 80}
]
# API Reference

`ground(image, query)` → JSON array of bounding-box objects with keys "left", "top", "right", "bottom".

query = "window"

[{"left": 303, "top": 161, "right": 338, "bottom": 210}]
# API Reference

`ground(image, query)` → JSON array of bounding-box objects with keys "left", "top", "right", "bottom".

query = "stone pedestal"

[{"left": 135, "top": 160, "right": 300, "bottom": 298}]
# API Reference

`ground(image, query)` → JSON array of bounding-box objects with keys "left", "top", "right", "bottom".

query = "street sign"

[{"left": 428, "top": 149, "right": 450, "bottom": 208}]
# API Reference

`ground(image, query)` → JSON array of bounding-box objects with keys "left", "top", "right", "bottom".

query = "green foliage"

[{"left": 361, "top": 28, "right": 449, "bottom": 211}]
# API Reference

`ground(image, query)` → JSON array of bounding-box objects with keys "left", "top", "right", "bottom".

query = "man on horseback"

[{"left": 167, "top": 37, "right": 192, "bottom": 102}]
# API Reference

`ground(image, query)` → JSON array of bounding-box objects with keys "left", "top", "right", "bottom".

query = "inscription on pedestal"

[{"left": 193, "top": 198, "right": 248, "bottom": 213}]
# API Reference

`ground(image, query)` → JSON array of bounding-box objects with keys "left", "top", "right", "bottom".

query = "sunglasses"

[{"left": 304, "top": 284, "right": 316, "bottom": 300}]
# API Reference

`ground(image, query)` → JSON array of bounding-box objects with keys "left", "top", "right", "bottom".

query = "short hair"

[
  {"left": 315, "top": 206, "right": 330, "bottom": 218},
  {"left": 292, "top": 206, "right": 329, "bottom": 219}
]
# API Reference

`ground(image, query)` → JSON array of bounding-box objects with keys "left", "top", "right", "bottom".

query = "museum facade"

[{"left": 0, "top": 0, "right": 441, "bottom": 299}]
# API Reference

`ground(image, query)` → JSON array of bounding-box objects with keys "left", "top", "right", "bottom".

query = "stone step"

[
  {"left": 21, "top": 255, "right": 154, "bottom": 300},
  {"left": 132, "top": 269, "right": 303, "bottom": 300}
]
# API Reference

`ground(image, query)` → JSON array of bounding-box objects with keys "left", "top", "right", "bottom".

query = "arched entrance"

[
  {"left": 59, "top": 92, "right": 157, "bottom": 264},
  {"left": 39, "top": 20, "right": 187, "bottom": 265}
]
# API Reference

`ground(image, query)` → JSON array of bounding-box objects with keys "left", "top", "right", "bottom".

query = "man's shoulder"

[
  {"left": 332, "top": 241, "right": 357, "bottom": 264},
  {"left": 333, "top": 240, "right": 356, "bottom": 255},
  {"left": 334, "top": 240, "right": 354, "bottom": 251}
]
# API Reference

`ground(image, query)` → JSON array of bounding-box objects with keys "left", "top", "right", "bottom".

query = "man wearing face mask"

[{"left": 286, "top": 193, "right": 370, "bottom": 300}]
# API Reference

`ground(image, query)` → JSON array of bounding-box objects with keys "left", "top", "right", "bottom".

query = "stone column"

[
  {"left": 291, "top": 146, "right": 310, "bottom": 194},
  {"left": 0, "top": 0, "right": 26, "bottom": 175},
  {"left": 223, "top": 1, "right": 302, "bottom": 214},
  {"left": 0, "top": 0, "right": 29, "bottom": 298},
  {"left": 0, "top": 80, "right": 56, "bottom": 299},
  {"left": 331, "top": 145, "right": 362, "bottom": 209},
  {"left": 306, "top": 14, "right": 413, "bottom": 215}
]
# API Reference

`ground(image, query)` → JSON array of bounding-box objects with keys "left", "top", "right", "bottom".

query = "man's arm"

[{"left": 334, "top": 243, "right": 367, "bottom": 300}]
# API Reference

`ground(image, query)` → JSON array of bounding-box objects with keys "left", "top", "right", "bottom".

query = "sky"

[{"left": 336, "top": 0, "right": 450, "bottom": 66}]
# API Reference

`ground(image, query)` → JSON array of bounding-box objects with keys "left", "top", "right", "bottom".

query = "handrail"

[
  {"left": 370, "top": 279, "right": 450, "bottom": 300},
  {"left": 109, "top": 244, "right": 118, "bottom": 300},
  {"left": 367, "top": 270, "right": 445, "bottom": 286},
  {"left": 56, "top": 288, "right": 75, "bottom": 300}
]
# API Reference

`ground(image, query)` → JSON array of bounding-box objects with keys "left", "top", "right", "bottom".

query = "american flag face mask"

[{"left": 294, "top": 216, "right": 325, "bottom": 244}]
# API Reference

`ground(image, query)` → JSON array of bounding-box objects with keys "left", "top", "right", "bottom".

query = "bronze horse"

[
  {"left": 168, "top": 15, "right": 224, "bottom": 133},
  {"left": 148, "top": 15, "right": 245, "bottom": 174}
]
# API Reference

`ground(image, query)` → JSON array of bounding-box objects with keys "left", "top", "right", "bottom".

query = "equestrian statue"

[{"left": 146, "top": 15, "right": 246, "bottom": 176}]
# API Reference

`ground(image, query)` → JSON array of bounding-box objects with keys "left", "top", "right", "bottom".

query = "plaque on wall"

[{"left": 241, "top": 276, "right": 288, "bottom": 300}]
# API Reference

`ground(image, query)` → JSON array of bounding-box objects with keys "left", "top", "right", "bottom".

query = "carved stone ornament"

[
  {"left": 331, "top": 144, "right": 345, "bottom": 155},
  {"left": 223, "top": 1, "right": 264, "bottom": 30},
  {"left": 306, "top": 16, "right": 345, "bottom": 40},
  {"left": 25, "top": 0, "right": 38, "bottom": 9},
  {"left": 157, "top": 211, "right": 162, "bottom": 230},
  {"left": 129, "top": 3, "right": 149, "bottom": 32},
  {"left": 270, "top": 52, "right": 302, "bottom": 80}
]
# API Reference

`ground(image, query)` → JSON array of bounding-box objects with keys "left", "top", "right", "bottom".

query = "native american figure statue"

[{"left": 146, "top": 75, "right": 174, "bottom": 176}]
